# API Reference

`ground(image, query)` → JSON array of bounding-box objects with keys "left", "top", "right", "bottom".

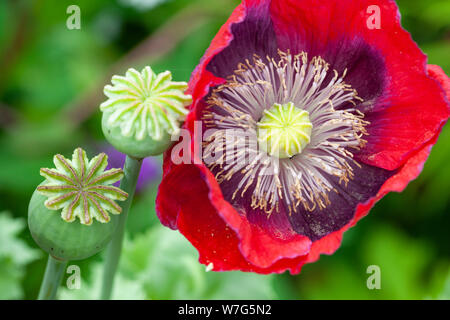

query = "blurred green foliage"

[
  {"left": 0, "top": 0, "right": 448, "bottom": 300},
  {"left": 60, "top": 225, "right": 275, "bottom": 300},
  {"left": 0, "top": 212, "right": 40, "bottom": 299}
]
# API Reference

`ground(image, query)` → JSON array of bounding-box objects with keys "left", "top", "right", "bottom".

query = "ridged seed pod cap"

[
  {"left": 100, "top": 66, "right": 192, "bottom": 158},
  {"left": 28, "top": 148, "right": 128, "bottom": 260}
]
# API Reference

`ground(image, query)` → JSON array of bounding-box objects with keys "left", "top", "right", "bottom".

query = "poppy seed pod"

[
  {"left": 100, "top": 67, "right": 192, "bottom": 159},
  {"left": 28, "top": 148, "right": 128, "bottom": 260}
]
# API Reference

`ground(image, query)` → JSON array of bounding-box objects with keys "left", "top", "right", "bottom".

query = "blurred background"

[{"left": 0, "top": 0, "right": 449, "bottom": 300}]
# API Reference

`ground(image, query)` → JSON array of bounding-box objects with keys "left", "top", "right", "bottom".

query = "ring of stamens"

[{"left": 202, "top": 50, "right": 368, "bottom": 215}]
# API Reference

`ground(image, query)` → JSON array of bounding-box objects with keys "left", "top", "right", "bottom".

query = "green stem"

[
  {"left": 100, "top": 155, "right": 142, "bottom": 300},
  {"left": 38, "top": 255, "right": 67, "bottom": 300}
]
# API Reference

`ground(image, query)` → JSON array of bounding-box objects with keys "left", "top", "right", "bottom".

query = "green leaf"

[
  {"left": 0, "top": 212, "right": 41, "bottom": 299},
  {"left": 361, "top": 225, "right": 434, "bottom": 299},
  {"left": 437, "top": 270, "right": 450, "bottom": 300},
  {"left": 62, "top": 225, "right": 276, "bottom": 300},
  {"left": 59, "top": 262, "right": 146, "bottom": 300},
  {"left": 120, "top": 226, "right": 276, "bottom": 300},
  {"left": 295, "top": 224, "right": 446, "bottom": 300}
]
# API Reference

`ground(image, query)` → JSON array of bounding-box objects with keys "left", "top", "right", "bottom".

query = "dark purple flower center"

[
  {"left": 199, "top": 7, "right": 394, "bottom": 241},
  {"left": 203, "top": 49, "right": 371, "bottom": 217}
]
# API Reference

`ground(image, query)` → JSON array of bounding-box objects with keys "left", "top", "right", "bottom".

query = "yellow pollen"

[{"left": 257, "top": 102, "right": 312, "bottom": 158}]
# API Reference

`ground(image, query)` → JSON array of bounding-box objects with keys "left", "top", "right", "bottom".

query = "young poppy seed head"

[
  {"left": 29, "top": 148, "right": 128, "bottom": 260},
  {"left": 100, "top": 67, "right": 192, "bottom": 158},
  {"left": 257, "top": 102, "right": 312, "bottom": 158},
  {"left": 36, "top": 148, "right": 128, "bottom": 225}
]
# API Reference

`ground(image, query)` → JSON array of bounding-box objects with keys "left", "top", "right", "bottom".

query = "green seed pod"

[
  {"left": 100, "top": 66, "right": 192, "bottom": 159},
  {"left": 28, "top": 148, "right": 128, "bottom": 260}
]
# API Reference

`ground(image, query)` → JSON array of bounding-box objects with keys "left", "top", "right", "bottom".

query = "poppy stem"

[
  {"left": 100, "top": 155, "right": 143, "bottom": 300},
  {"left": 38, "top": 255, "right": 67, "bottom": 300}
]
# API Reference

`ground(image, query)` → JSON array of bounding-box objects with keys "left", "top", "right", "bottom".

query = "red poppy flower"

[{"left": 156, "top": 0, "right": 450, "bottom": 274}]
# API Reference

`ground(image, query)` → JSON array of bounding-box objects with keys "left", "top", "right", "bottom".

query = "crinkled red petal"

[
  {"left": 156, "top": 111, "right": 443, "bottom": 273},
  {"left": 156, "top": 136, "right": 438, "bottom": 273},
  {"left": 270, "top": 0, "right": 450, "bottom": 170}
]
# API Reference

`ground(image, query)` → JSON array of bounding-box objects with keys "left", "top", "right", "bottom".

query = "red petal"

[
  {"left": 186, "top": 3, "right": 247, "bottom": 110},
  {"left": 156, "top": 131, "right": 438, "bottom": 274},
  {"left": 156, "top": 162, "right": 312, "bottom": 272},
  {"left": 270, "top": 0, "right": 450, "bottom": 170},
  {"left": 303, "top": 126, "right": 443, "bottom": 266},
  {"left": 427, "top": 65, "right": 450, "bottom": 101}
]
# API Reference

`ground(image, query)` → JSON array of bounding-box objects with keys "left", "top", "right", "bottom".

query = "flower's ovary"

[{"left": 257, "top": 102, "right": 313, "bottom": 158}]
